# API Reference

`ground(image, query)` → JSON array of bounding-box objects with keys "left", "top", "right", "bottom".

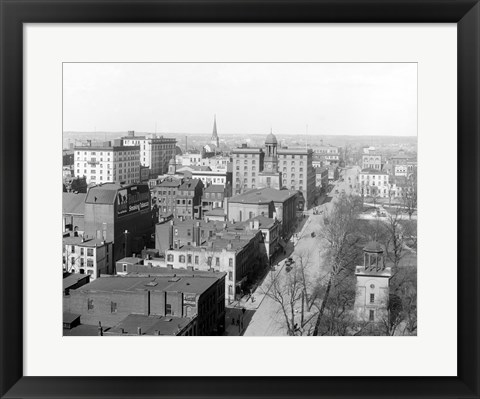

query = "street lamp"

[{"left": 124, "top": 230, "right": 129, "bottom": 258}]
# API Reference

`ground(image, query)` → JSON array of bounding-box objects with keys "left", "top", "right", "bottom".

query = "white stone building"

[
  {"left": 354, "top": 242, "right": 392, "bottom": 323},
  {"left": 74, "top": 140, "right": 140, "bottom": 185},
  {"left": 62, "top": 236, "right": 113, "bottom": 280}
]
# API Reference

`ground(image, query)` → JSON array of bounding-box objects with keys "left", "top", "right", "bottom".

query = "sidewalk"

[{"left": 230, "top": 215, "right": 312, "bottom": 312}]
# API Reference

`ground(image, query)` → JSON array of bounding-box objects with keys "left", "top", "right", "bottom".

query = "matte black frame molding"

[{"left": 1, "top": 1, "right": 479, "bottom": 398}]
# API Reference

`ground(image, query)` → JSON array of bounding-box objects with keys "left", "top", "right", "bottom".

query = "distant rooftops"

[
  {"left": 360, "top": 168, "right": 388, "bottom": 175},
  {"left": 277, "top": 147, "right": 312, "bottom": 155},
  {"left": 232, "top": 146, "right": 264, "bottom": 153}
]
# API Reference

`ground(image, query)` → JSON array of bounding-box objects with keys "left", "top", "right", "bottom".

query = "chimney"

[
  {"left": 155, "top": 330, "right": 161, "bottom": 336},
  {"left": 137, "top": 327, "right": 142, "bottom": 335},
  {"left": 169, "top": 221, "right": 174, "bottom": 250},
  {"left": 249, "top": 220, "right": 254, "bottom": 230},
  {"left": 195, "top": 222, "right": 201, "bottom": 246},
  {"left": 128, "top": 130, "right": 135, "bottom": 137},
  {"left": 254, "top": 219, "right": 260, "bottom": 230},
  {"left": 227, "top": 242, "right": 233, "bottom": 250},
  {"left": 120, "top": 328, "right": 124, "bottom": 334},
  {"left": 98, "top": 322, "right": 103, "bottom": 336}
]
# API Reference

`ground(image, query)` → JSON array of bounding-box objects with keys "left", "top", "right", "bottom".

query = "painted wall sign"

[{"left": 117, "top": 185, "right": 150, "bottom": 217}]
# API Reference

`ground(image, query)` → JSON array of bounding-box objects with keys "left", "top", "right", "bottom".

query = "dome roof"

[
  {"left": 364, "top": 241, "right": 384, "bottom": 253},
  {"left": 265, "top": 132, "right": 278, "bottom": 145},
  {"left": 169, "top": 158, "right": 176, "bottom": 165}
]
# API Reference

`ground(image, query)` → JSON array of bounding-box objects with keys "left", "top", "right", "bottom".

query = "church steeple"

[{"left": 211, "top": 115, "right": 219, "bottom": 148}]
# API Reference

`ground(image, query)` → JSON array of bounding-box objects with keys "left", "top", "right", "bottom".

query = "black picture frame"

[{"left": 1, "top": 1, "right": 479, "bottom": 398}]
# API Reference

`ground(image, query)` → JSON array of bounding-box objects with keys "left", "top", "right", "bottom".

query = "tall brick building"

[{"left": 83, "top": 183, "right": 154, "bottom": 262}]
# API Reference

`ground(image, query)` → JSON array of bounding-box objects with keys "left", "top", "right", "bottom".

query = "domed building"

[
  {"left": 258, "top": 130, "right": 282, "bottom": 190},
  {"left": 167, "top": 157, "right": 176, "bottom": 175},
  {"left": 353, "top": 241, "right": 392, "bottom": 323},
  {"left": 231, "top": 129, "right": 315, "bottom": 209}
]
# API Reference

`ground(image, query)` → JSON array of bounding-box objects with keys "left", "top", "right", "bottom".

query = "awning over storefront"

[{"left": 235, "top": 276, "right": 247, "bottom": 287}]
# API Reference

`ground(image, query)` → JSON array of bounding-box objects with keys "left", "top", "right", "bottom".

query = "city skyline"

[{"left": 63, "top": 63, "right": 417, "bottom": 136}]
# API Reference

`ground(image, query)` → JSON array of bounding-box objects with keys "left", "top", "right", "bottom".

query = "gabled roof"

[
  {"left": 360, "top": 168, "right": 388, "bottom": 175},
  {"left": 85, "top": 183, "right": 123, "bottom": 204},
  {"left": 178, "top": 179, "right": 202, "bottom": 191}
]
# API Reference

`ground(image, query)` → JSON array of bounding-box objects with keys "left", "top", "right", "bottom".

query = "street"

[{"left": 242, "top": 167, "right": 357, "bottom": 336}]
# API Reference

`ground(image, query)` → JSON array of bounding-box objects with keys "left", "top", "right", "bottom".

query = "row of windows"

[
  {"left": 166, "top": 253, "right": 234, "bottom": 267},
  {"left": 360, "top": 175, "right": 388, "bottom": 180},
  {"left": 70, "top": 246, "right": 94, "bottom": 256}
]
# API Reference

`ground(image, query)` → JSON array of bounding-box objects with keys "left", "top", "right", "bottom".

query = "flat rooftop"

[
  {"left": 63, "top": 274, "right": 90, "bottom": 290},
  {"left": 229, "top": 187, "right": 298, "bottom": 204},
  {"left": 63, "top": 236, "right": 110, "bottom": 247},
  {"left": 73, "top": 274, "right": 224, "bottom": 295},
  {"left": 108, "top": 314, "right": 192, "bottom": 336}
]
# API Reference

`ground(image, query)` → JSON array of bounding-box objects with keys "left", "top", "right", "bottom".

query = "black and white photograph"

[{"left": 62, "top": 62, "right": 417, "bottom": 337}]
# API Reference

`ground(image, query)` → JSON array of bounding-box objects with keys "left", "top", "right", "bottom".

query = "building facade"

[
  {"left": 83, "top": 183, "right": 154, "bottom": 262},
  {"left": 227, "top": 187, "right": 299, "bottom": 239},
  {"left": 65, "top": 271, "right": 226, "bottom": 335},
  {"left": 62, "top": 236, "right": 113, "bottom": 279},
  {"left": 151, "top": 178, "right": 183, "bottom": 219},
  {"left": 232, "top": 145, "right": 265, "bottom": 194},
  {"left": 175, "top": 179, "right": 204, "bottom": 220},
  {"left": 354, "top": 242, "right": 392, "bottom": 323},
  {"left": 201, "top": 184, "right": 230, "bottom": 214},
  {"left": 165, "top": 235, "right": 262, "bottom": 305},
  {"left": 358, "top": 169, "right": 390, "bottom": 198},
  {"left": 74, "top": 140, "right": 140, "bottom": 185},
  {"left": 362, "top": 153, "right": 383, "bottom": 170},
  {"left": 122, "top": 131, "right": 177, "bottom": 178}
]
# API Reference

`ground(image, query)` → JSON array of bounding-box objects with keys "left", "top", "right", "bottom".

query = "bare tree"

[
  {"left": 383, "top": 207, "right": 406, "bottom": 270},
  {"left": 313, "top": 267, "right": 358, "bottom": 336},
  {"left": 402, "top": 173, "right": 417, "bottom": 220},
  {"left": 312, "top": 194, "right": 363, "bottom": 336},
  {"left": 263, "top": 265, "right": 304, "bottom": 336},
  {"left": 370, "top": 184, "right": 380, "bottom": 208},
  {"left": 378, "top": 266, "right": 417, "bottom": 336}
]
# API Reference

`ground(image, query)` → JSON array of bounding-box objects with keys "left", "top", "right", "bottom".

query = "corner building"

[
  {"left": 84, "top": 183, "right": 154, "bottom": 262},
  {"left": 74, "top": 140, "right": 140, "bottom": 185}
]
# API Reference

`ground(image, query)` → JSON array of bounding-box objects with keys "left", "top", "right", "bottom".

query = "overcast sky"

[{"left": 63, "top": 63, "right": 417, "bottom": 136}]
